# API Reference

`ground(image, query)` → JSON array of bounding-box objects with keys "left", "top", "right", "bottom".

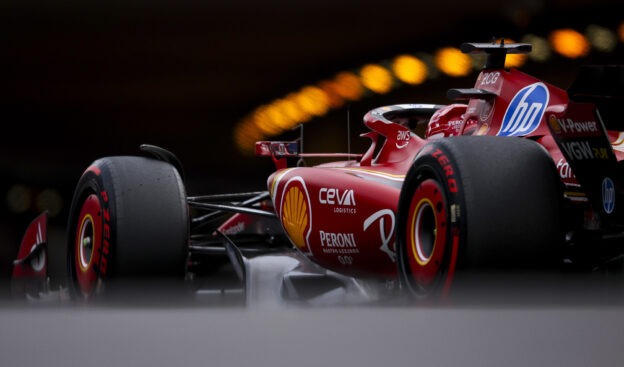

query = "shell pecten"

[{"left": 282, "top": 186, "right": 308, "bottom": 249}]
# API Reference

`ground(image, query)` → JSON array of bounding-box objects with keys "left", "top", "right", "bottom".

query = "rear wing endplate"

[{"left": 461, "top": 40, "right": 532, "bottom": 69}]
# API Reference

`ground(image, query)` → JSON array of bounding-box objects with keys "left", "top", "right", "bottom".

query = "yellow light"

[
  {"left": 392, "top": 55, "right": 428, "bottom": 85},
  {"left": 279, "top": 96, "right": 310, "bottom": 125},
  {"left": 434, "top": 47, "right": 472, "bottom": 77},
  {"left": 522, "top": 34, "right": 551, "bottom": 62},
  {"left": 332, "top": 72, "right": 364, "bottom": 101},
  {"left": 253, "top": 105, "right": 282, "bottom": 135},
  {"left": 318, "top": 80, "right": 345, "bottom": 108},
  {"left": 549, "top": 29, "right": 590, "bottom": 58},
  {"left": 586, "top": 24, "right": 617, "bottom": 52},
  {"left": 360, "top": 64, "right": 393, "bottom": 94},
  {"left": 235, "top": 120, "right": 264, "bottom": 155},
  {"left": 7, "top": 184, "right": 31, "bottom": 213},
  {"left": 493, "top": 38, "right": 528, "bottom": 68},
  {"left": 234, "top": 22, "right": 622, "bottom": 156},
  {"left": 265, "top": 102, "right": 292, "bottom": 130},
  {"left": 294, "top": 86, "right": 330, "bottom": 117}
]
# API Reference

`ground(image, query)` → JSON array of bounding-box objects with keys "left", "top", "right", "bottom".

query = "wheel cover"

[
  {"left": 74, "top": 194, "right": 102, "bottom": 297},
  {"left": 406, "top": 179, "right": 448, "bottom": 288}
]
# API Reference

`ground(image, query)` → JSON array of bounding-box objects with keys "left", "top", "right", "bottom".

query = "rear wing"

[
  {"left": 255, "top": 141, "right": 362, "bottom": 169},
  {"left": 461, "top": 40, "right": 532, "bottom": 69}
]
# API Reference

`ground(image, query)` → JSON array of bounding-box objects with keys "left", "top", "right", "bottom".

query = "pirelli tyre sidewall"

[
  {"left": 66, "top": 156, "right": 189, "bottom": 299},
  {"left": 397, "top": 141, "right": 466, "bottom": 297},
  {"left": 397, "top": 136, "right": 563, "bottom": 297}
]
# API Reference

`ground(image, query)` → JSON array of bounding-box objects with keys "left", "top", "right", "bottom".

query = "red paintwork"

[
  {"left": 257, "top": 64, "right": 623, "bottom": 279},
  {"left": 12, "top": 212, "right": 48, "bottom": 279},
  {"left": 217, "top": 200, "right": 282, "bottom": 236},
  {"left": 74, "top": 193, "right": 102, "bottom": 296},
  {"left": 405, "top": 179, "right": 449, "bottom": 286}
]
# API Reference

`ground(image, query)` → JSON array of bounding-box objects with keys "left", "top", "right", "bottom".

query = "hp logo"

[
  {"left": 602, "top": 177, "right": 615, "bottom": 214},
  {"left": 498, "top": 83, "right": 549, "bottom": 137}
]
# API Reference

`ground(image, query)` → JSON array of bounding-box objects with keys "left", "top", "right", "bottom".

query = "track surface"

[{"left": 2, "top": 276, "right": 624, "bottom": 367}]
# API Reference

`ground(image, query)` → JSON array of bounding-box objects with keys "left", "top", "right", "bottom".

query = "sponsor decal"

[
  {"left": 364, "top": 209, "right": 396, "bottom": 262},
  {"left": 556, "top": 118, "right": 599, "bottom": 135},
  {"left": 319, "top": 231, "right": 356, "bottom": 247},
  {"left": 448, "top": 119, "right": 464, "bottom": 128},
  {"left": 280, "top": 177, "right": 313, "bottom": 254},
  {"left": 319, "top": 231, "right": 359, "bottom": 254},
  {"left": 556, "top": 158, "right": 576, "bottom": 179},
  {"left": 98, "top": 190, "right": 111, "bottom": 276},
  {"left": 431, "top": 149, "right": 458, "bottom": 193},
  {"left": 222, "top": 221, "right": 246, "bottom": 236},
  {"left": 498, "top": 82, "right": 549, "bottom": 137},
  {"left": 548, "top": 115, "right": 562, "bottom": 134},
  {"left": 319, "top": 187, "right": 357, "bottom": 214},
  {"left": 480, "top": 71, "right": 500, "bottom": 86},
  {"left": 332, "top": 207, "right": 357, "bottom": 214},
  {"left": 337, "top": 255, "right": 353, "bottom": 265},
  {"left": 602, "top": 177, "right": 615, "bottom": 214},
  {"left": 319, "top": 188, "right": 355, "bottom": 206},
  {"left": 396, "top": 130, "right": 411, "bottom": 149},
  {"left": 560, "top": 140, "right": 609, "bottom": 160}
]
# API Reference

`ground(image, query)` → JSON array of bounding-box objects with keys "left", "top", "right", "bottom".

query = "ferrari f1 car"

[{"left": 12, "top": 40, "right": 624, "bottom": 304}]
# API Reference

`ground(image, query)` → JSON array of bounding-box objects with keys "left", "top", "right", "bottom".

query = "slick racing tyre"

[
  {"left": 396, "top": 136, "right": 563, "bottom": 297},
  {"left": 66, "top": 156, "right": 189, "bottom": 299}
]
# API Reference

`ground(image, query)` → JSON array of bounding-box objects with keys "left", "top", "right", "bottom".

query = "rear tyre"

[
  {"left": 396, "top": 136, "right": 563, "bottom": 298},
  {"left": 66, "top": 156, "right": 189, "bottom": 300}
]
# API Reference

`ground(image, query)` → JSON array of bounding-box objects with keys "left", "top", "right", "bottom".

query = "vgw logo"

[{"left": 498, "top": 82, "right": 549, "bottom": 137}]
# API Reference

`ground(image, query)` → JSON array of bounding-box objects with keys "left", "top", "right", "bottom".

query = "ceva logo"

[{"left": 498, "top": 82, "right": 549, "bottom": 137}]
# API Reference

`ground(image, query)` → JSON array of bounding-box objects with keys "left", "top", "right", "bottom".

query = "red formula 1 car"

[{"left": 12, "top": 41, "right": 624, "bottom": 304}]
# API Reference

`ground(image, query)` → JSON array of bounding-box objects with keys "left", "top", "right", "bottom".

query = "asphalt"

[{"left": 2, "top": 273, "right": 624, "bottom": 367}]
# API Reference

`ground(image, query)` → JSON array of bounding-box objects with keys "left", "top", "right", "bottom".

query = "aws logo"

[
  {"left": 498, "top": 82, "right": 549, "bottom": 137},
  {"left": 280, "top": 177, "right": 313, "bottom": 254}
]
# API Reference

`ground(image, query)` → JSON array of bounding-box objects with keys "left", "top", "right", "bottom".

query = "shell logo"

[
  {"left": 548, "top": 114, "right": 562, "bottom": 134},
  {"left": 281, "top": 183, "right": 311, "bottom": 251},
  {"left": 280, "top": 176, "right": 312, "bottom": 254}
]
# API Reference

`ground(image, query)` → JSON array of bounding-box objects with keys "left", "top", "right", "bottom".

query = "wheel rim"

[
  {"left": 406, "top": 179, "right": 448, "bottom": 288},
  {"left": 74, "top": 194, "right": 102, "bottom": 297}
]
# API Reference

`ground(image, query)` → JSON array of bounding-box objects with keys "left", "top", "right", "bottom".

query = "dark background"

[{"left": 1, "top": 0, "right": 622, "bottom": 275}]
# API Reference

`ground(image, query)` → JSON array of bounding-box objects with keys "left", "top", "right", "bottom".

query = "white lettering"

[
  {"left": 320, "top": 231, "right": 357, "bottom": 248},
  {"left": 561, "top": 141, "right": 594, "bottom": 160},
  {"left": 480, "top": 71, "right": 500, "bottom": 85},
  {"left": 364, "top": 209, "right": 396, "bottom": 262},
  {"left": 338, "top": 255, "right": 353, "bottom": 265},
  {"left": 397, "top": 130, "right": 411, "bottom": 141},
  {"left": 558, "top": 118, "right": 598, "bottom": 134},
  {"left": 556, "top": 158, "right": 575, "bottom": 179},
  {"left": 319, "top": 188, "right": 356, "bottom": 206}
]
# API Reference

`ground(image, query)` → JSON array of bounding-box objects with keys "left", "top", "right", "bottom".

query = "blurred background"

[{"left": 1, "top": 0, "right": 622, "bottom": 279}]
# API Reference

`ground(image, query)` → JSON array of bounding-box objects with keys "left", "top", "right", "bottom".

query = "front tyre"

[
  {"left": 396, "top": 137, "right": 563, "bottom": 297},
  {"left": 67, "top": 156, "right": 189, "bottom": 299}
]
